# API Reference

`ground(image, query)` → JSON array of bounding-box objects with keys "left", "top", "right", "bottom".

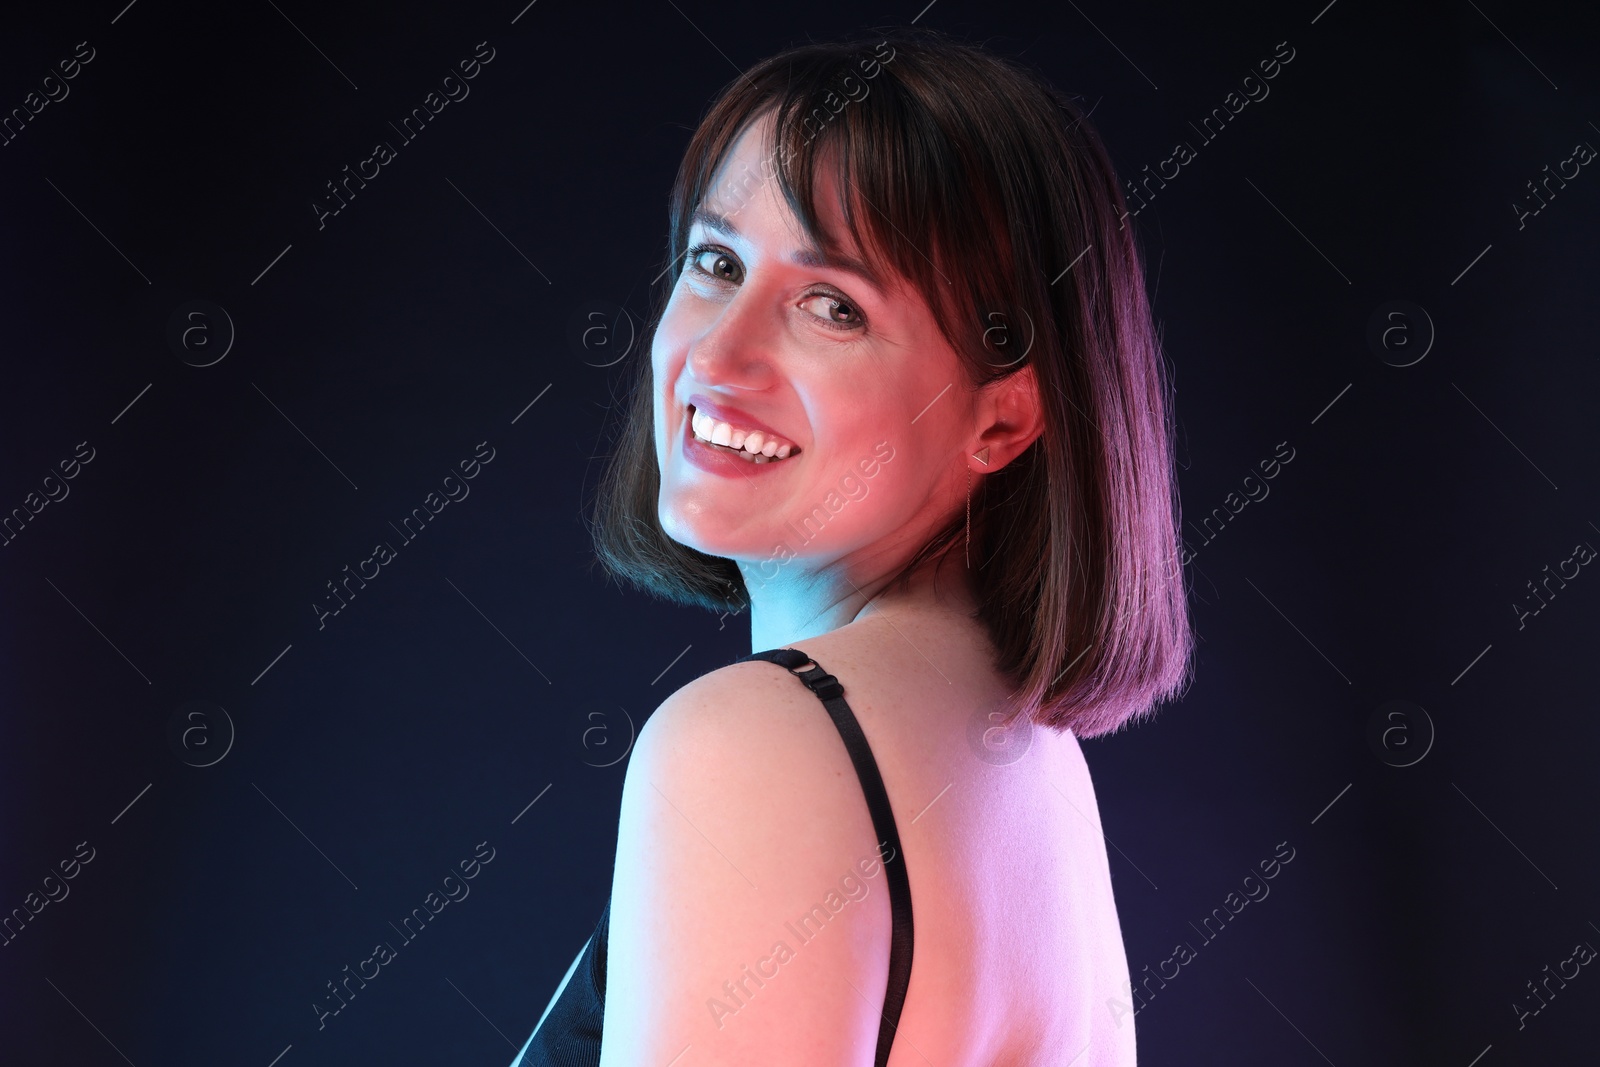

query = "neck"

[{"left": 737, "top": 538, "right": 979, "bottom": 653}]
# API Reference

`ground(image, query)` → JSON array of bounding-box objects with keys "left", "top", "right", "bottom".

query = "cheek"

[
  {"left": 651, "top": 316, "right": 686, "bottom": 455},
  {"left": 652, "top": 293, "right": 695, "bottom": 382}
]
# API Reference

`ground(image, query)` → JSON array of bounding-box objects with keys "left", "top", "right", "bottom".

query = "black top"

[{"left": 511, "top": 647, "right": 915, "bottom": 1066}]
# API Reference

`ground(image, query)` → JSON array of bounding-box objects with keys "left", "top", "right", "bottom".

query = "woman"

[{"left": 514, "top": 26, "right": 1191, "bottom": 1067}]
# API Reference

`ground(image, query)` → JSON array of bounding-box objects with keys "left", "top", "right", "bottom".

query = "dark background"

[{"left": 2, "top": 1, "right": 1596, "bottom": 1064}]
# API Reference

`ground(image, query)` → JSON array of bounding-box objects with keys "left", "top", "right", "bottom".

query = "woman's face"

[{"left": 651, "top": 111, "right": 978, "bottom": 587}]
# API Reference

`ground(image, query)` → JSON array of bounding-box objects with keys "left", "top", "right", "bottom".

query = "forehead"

[
  {"left": 704, "top": 112, "right": 781, "bottom": 201},
  {"left": 695, "top": 113, "right": 903, "bottom": 298},
  {"left": 700, "top": 113, "right": 849, "bottom": 241}
]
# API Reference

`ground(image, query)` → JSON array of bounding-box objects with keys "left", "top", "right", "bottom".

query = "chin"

[{"left": 659, "top": 502, "right": 726, "bottom": 556}]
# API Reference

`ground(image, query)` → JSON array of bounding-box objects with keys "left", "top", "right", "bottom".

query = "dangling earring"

[{"left": 966, "top": 446, "right": 991, "bottom": 569}]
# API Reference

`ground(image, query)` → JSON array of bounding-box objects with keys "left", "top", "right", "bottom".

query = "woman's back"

[{"left": 750, "top": 611, "right": 1137, "bottom": 1066}]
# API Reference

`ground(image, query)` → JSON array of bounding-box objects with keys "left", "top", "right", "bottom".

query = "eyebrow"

[{"left": 690, "top": 206, "right": 888, "bottom": 297}]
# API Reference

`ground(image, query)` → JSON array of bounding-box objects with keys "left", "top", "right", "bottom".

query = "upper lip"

[{"left": 684, "top": 393, "right": 802, "bottom": 453}]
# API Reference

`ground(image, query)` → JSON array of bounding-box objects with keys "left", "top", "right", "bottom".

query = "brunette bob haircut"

[{"left": 590, "top": 27, "right": 1193, "bottom": 738}]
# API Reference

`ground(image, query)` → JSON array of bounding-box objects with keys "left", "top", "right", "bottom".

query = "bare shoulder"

[
  {"left": 601, "top": 657, "right": 895, "bottom": 1065},
  {"left": 637, "top": 657, "right": 845, "bottom": 764},
  {"left": 624, "top": 654, "right": 889, "bottom": 893}
]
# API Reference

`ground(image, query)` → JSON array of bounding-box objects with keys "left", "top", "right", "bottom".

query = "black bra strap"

[{"left": 736, "top": 647, "right": 914, "bottom": 1067}]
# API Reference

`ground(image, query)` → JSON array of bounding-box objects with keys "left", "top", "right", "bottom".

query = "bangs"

[{"left": 668, "top": 40, "right": 1024, "bottom": 375}]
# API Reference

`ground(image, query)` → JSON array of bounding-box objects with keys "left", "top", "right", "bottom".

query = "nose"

[{"left": 684, "top": 278, "right": 779, "bottom": 388}]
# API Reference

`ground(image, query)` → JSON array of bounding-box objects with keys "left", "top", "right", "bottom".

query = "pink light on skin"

[{"left": 650, "top": 109, "right": 1044, "bottom": 652}]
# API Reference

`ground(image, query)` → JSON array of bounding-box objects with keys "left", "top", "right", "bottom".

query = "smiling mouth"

[{"left": 688, "top": 405, "right": 800, "bottom": 464}]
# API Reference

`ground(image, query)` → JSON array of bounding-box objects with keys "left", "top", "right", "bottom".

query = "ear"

[{"left": 970, "top": 364, "right": 1044, "bottom": 471}]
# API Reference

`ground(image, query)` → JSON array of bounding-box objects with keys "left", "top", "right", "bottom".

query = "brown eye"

[
  {"left": 687, "top": 247, "right": 743, "bottom": 283},
  {"left": 800, "top": 292, "right": 865, "bottom": 331}
]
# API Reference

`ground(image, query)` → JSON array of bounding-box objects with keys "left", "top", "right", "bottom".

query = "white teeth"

[{"left": 690, "top": 407, "right": 798, "bottom": 460}]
